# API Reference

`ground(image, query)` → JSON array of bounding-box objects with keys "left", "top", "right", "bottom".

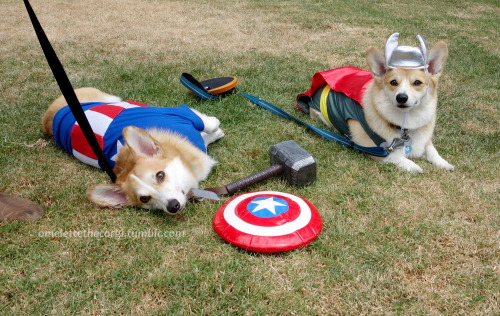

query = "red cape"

[{"left": 297, "top": 66, "right": 373, "bottom": 108}]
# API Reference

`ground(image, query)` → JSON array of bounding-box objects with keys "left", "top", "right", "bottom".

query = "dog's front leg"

[
  {"left": 424, "top": 141, "right": 454, "bottom": 171},
  {"left": 201, "top": 116, "right": 221, "bottom": 134},
  {"left": 383, "top": 149, "right": 424, "bottom": 173},
  {"left": 191, "top": 109, "right": 224, "bottom": 146},
  {"left": 191, "top": 109, "right": 221, "bottom": 133},
  {"left": 201, "top": 129, "right": 225, "bottom": 147}
]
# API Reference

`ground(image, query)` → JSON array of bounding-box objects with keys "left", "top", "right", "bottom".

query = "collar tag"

[{"left": 404, "top": 138, "right": 413, "bottom": 154}]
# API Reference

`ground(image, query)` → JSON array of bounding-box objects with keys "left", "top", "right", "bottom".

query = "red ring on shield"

[
  {"left": 213, "top": 191, "right": 322, "bottom": 253},
  {"left": 233, "top": 194, "right": 301, "bottom": 227}
]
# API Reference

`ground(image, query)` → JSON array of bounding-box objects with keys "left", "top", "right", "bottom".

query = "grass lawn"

[{"left": 1, "top": 0, "right": 498, "bottom": 314}]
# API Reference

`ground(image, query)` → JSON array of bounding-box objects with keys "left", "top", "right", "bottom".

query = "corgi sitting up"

[{"left": 299, "top": 33, "right": 454, "bottom": 173}]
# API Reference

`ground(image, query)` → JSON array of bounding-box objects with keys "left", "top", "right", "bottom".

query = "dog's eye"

[
  {"left": 140, "top": 196, "right": 151, "bottom": 203},
  {"left": 156, "top": 171, "right": 165, "bottom": 183},
  {"left": 413, "top": 80, "right": 423, "bottom": 86},
  {"left": 390, "top": 80, "right": 398, "bottom": 86}
]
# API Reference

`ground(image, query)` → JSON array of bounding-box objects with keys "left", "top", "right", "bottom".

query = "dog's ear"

[
  {"left": 366, "top": 47, "right": 387, "bottom": 78},
  {"left": 180, "top": 149, "right": 217, "bottom": 182},
  {"left": 122, "top": 126, "right": 160, "bottom": 157},
  {"left": 87, "top": 184, "right": 130, "bottom": 208},
  {"left": 427, "top": 41, "right": 448, "bottom": 76}
]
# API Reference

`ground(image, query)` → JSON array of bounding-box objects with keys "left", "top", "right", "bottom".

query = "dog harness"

[
  {"left": 296, "top": 67, "right": 385, "bottom": 146},
  {"left": 53, "top": 102, "right": 206, "bottom": 169}
]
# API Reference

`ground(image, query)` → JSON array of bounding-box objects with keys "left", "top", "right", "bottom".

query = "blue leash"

[
  {"left": 180, "top": 73, "right": 389, "bottom": 158},
  {"left": 180, "top": 73, "right": 220, "bottom": 101}
]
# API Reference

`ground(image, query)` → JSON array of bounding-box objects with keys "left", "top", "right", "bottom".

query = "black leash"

[{"left": 23, "top": 0, "right": 117, "bottom": 182}]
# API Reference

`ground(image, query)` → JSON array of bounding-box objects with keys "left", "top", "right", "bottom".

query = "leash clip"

[
  {"left": 385, "top": 137, "right": 406, "bottom": 152},
  {"left": 384, "top": 129, "right": 412, "bottom": 153}
]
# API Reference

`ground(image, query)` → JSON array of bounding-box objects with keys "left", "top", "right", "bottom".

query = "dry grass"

[
  {"left": 5, "top": 0, "right": 388, "bottom": 67},
  {"left": 1, "top": 0, "right": 499, "bottom": 315}
]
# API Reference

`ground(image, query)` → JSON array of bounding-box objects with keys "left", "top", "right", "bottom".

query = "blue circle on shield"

[{"left": 246, "top": 196, "right": 289, "bottom": 218}]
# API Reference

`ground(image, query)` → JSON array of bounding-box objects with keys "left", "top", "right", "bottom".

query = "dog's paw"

[
  {"left": 399, "top": 160, "right": 424, "bottom": 173},
  {"left": 203, "top": 117, "right": 221, "bottom": 134},
  {"left": 212, "top": 128, "right": 225, "bottom": 140},
  {"left": 424, "top": 146, "right": 455, "bottom": 171},
  {"left": 383, "top": 154, "right": 423, "bottom": 173},
  {"left": 202, "top": 128, "right": 224, "bottom": 146},
  {"left": 434, "top": 159, "right": 455, "bottom": 171}
]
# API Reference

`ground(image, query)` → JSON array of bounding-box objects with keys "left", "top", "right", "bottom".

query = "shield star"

[{"left": 249, "top": 197, "right": 287, "bottom": 215}]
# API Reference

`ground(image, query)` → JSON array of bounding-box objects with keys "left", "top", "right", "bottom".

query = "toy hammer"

[{"left": 191, "top": 140, "right": 316, "bottom": 199}]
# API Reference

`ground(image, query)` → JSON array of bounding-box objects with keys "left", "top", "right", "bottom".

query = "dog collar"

[
  {"left": 385, "top": 33, "right": 429, "bottom": 70},
  {"left": 390, "top": 123, "right": 403, "bottom": 130}
]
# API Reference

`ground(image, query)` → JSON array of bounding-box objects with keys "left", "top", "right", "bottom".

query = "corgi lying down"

[
  {"left": 300, "top": 33, "right": 454, "bottom": 173},
  {"left": 42, "top": 87, "right": 224, "bottom": 214}
]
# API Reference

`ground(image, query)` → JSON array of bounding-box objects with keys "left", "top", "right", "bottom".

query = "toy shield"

[{"left": 213, "top": 191, "right": 322, "bottom": 253}]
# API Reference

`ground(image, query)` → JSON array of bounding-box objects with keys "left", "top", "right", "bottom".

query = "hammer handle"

[{"left": 225, "top": 164, "right": 285, "bottom": 195}]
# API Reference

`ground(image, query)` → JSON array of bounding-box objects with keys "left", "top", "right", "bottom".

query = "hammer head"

[{"left": 269, "top": 140, "right": 316, "bottom": 188}]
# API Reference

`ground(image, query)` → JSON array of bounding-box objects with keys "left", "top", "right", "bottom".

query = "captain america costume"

[
  {"left": 296, "top": 66, "right": 385, "bottom": 146},
  {"left": 52, "top": 101, "right": 206, "bottom": 169}
]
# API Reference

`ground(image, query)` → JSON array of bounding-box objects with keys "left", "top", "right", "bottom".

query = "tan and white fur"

[
  {"left": 43, "top": 87, "right": 224, "bottom": 214},
  {"left": 310, "top": 40, "right": 454, "bottom": 173}
]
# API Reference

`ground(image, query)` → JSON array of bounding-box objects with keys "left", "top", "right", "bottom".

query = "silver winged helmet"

[{"left": 384, "top": 32, "right": 429, "bottom": 70}]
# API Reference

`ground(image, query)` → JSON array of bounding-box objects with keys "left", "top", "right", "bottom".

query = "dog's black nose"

[
  {"left": 396, "top": 93, "right": 408, "bottom": 104},
  {"left": 166, "top": 199, "right": 181, "bottom": 213}
]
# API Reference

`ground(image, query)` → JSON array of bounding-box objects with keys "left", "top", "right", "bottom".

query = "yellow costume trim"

[{"left": 320, "top": 85, "right": 333, "bottom": 126}]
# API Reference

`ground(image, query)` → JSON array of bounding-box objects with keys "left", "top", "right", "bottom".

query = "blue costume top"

[{"left": 52, "top": 101, "right": 206, "bottom": 169}]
